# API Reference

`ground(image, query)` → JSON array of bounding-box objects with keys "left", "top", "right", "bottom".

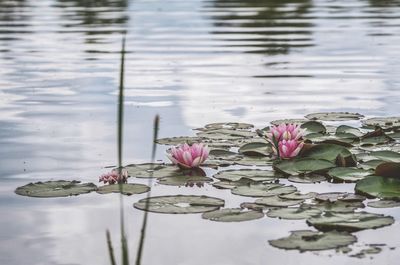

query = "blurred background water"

[{"left": 0, "top": 0, "right": 399, "bottom": 264}]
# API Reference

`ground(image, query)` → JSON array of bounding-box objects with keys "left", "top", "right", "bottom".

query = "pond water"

[{"left": 1, "top": 0, "right": 400, "bottom": 264}]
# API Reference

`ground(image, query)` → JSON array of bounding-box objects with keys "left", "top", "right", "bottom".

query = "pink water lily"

[
  {"left": 99, "top": 168, "right": 128, "bottom": 185},
  {"left": 167, "top": 143, "right": 209, "bottom": 169},
  {"left": 267, "top": 123, "right": 304, "bottom": 143},
  {"left": 276, "top": 139, "right": 304, "bottom": 159}
]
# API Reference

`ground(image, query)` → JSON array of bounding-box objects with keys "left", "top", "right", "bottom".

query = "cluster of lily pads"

[{"left": 15, "top": 112, "right": 400, "bottom": 255}]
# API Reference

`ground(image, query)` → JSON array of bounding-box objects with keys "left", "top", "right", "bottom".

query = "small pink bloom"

[
  {"left": 167, "top": 143, "right": 209, "bottom": 169},
  {"left": 266, "top": 123, "right": 304, "bottom": 143},
  {"left": 277, "top": 139, "right": 304, "bottom": 159},
  {"left": 99, "top": 168, "right": 128, "bottom": 185}
]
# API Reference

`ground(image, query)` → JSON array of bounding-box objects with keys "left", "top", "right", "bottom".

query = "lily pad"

[
  {"left": 125, "top": 163, "right": 177, "bottom": 178},
  {"left": 288, "top": 174, "right": 327, "bottom": 184},
  {"left": 355, "top": 175, "right": 400, "bottom": 199},
  {"left": 202, "top": 208, "right": 264, "bottom": 222},
  {"left": 232, "top": 183, "right": 297, "bottom": 197},
  {"left": 367, "top": 200, "right": 400, "bottom": 208},
  {"left": 315, "top": 192, "right": 366, "bottom": 203},
  {"left": 279, "top": 192, "right": 317, "bottom": 200},
  {"left": 133, "top": 195, "right": 224, "bottom": 214},
  {"left": 274, "top": 158, "right": 335, "bottom": 176},
  {"left": 240, "top": 202, "right": 272, "bottom": 211},
  {"left": 238, "top": 142, "right": 272, "bottom": 157},
  {"left": 96, "top": 183, "right": 150, "bottom": 195},
  {"left": 197, "top": 129, "right": 255, "bottom": 140},
  {"left": 267, "top": 207, "right": 321, "bottom": 220},
  {"left": 158, "top": 175, "right": 212, "bottom": 187},
  {"left": 15, "top": 180, "right": 97, "bottom": 198},
  {"left": 213, "top": 169, "right": 278, "bottom": 182},
  {"left": 336, "top": 125, "right": 363, "bottom": 137},
  {"left": 255, "top": 196, "right": 303, "bottom": 207},
  {"left": 368, "top": 151, "right": 400, "bottom": 163},
  {"left": 209, "top": 149, "right": 240, "bottom": 160},
  {"left": 270, "top": 119, "right": 308, "bottom": 126},
  {"left": 301, "top": 144, "right": 355, "bottom": 164},
  {"left": 305, "top": 112, "right": 364, "bottom": 121},
  {"left": 327, "top": 167, "right": 372, "bottom": 183},
  {"left": 235, "top": 155, "right": 274, "bottom": 166},
  {"left": 359, "top": 159, "right": 385, "bottom": 170},
  {"left": 302, "top": 201, "right": 365, "bottom": 213},
  {"left": 212, "top": 180, "right": 252, "bottom": 190},
  {"left": 301, "top": 121, "right": 326, "bottom": 134},
  {"left": 269, "top": 230, "right": 357, "bottom": 251},
  {"left": 202, "top": 122, "right": 254, "bottom": 130},
  {"left": 156, "top": 136, "right": 201, "bottom": 145},
  {"left": 362, "top": 117, "right": 400, "bottom": 130},
  {"left": 307, "top": 211, "right": 394, "bottom": 232}
]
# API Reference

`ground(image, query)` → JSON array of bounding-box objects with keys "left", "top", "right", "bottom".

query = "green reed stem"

[
  {"left": 135, "top": 115, "right": 160, "bottom": 265},
  {"left": 106, "top": 230, "right": 117, "bottom": 265}
]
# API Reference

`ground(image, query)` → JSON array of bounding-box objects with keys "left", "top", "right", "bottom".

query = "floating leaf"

[
  {"left": 15, "top": 180, "right": 97, "bottom": 198},
  {"left": 274, "top": 158, "right": 335, "bottom": 176},
  {"left": 367, "top": 200, "right": 400, "bottom": 208},
  {"left": 359, "top": 160, "right": 385, "bottom": 170},
  {"left": 238, "top": 142, "right": 272, "bottom": 157},
  {"left": 269, "top": 230, "right": 357, "bottom": 251},
  {"left": 355, "top": 175, "right": 400, "bottom": 199},
  {"left": 301, "top": 144, "right": 355, "bottom": 164},
  {"left": 362, "top": 117, "right": 400, "bottom": 130},
  {"left": 158, "top": 175, "right": 212, "bottom": 187},
  {"left": 202, "top": 122, "right": 254, "bottom": 131},
  {"left": 369, "top": 151, "right": 400, "bottom": 163},
  {"left": 209, "top": 149, "right": 240, "bottom": 161},
  {"left": 327, "top": 167, "right": 373, "bottom": 183},
  {"left": 202, "top": 208, "right": 264, "bottom": 222},
  {"left": 232, "top": 183, "right": 296, "bottom": 197},
  {"left": 279, "top": 192, "right": 317, "bottom": 200},
  {"left": 96, "top": 183, "right": 150, "bottom": 195},
  {"left": 197, "top": 129, "right": 255, "bottom": 140},
  {"left": 125, "top": 163, "right": 177, "bottom": 178},
  {"left": 288, "top": 174, "right": 326, "bottom": 184},
  {"left": 133, "top": 195, "right": 224, "bottom": 214},
  {"left": 213, "top": 169, "right": 278, "bottom": 182},
  {"left": 302, "top": 201, "right": 365, "bottom": 213},
  {"left": 301, "top": 121, "right": 326, "bottom": 134},
  {"left": 235, "top": 155, "right": 274, "bottom": 166},
  {"left": 255, "top": 196, "right": 303, "bottom": 207},
  {"left": 315, "top": 192, "right": 366, "bottom": 203},
  {"left": 305, "top": 112, "right": 364, "bottom": 121},
  {"left": 240, "top": 202, "right": 272, "bottom": 211},
  {"left": 156, "top": 136, "right": 201, "bottom": 145},
  {"left": 267, "top": 207, "right": 321, "bottom": 220},
  {"left": 336, "top": 125, "right": 363, "bottom": 137},
  {"left": 212, "top": 179, "right": 252, "bottom": 190},
  {"left": 270, "top": 119, "right": 308, "bottom": 126},
  {"left": 375, "top": 162, "right": 400, "bottom": 178},
  {"left": 307, "top": 211, "right": 394, "bottom": 232}
]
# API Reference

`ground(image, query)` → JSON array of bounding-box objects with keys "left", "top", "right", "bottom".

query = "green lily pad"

[
  {"left": 279, "top": 192, "right": 317, "bottom": 200},
  {"left": 255, "top": 196, "right": 303, "bottom": 207},
  {"left": 274, "top": 158, "right": 335, "bottom": 176},
  {"left": 267, "top": 207, "right": 321, "bottom": 220},
  {"left": 361, "top": 134, "right": 394, "bottom": 146},
  {"left": 367, "top": 200, "right": 400, "bottom": 208},
  {"left": 96, "top": 183, "right": 150, "bottom": 195},
  {"left": 305, "top": 112, "right": 364, "bottom": 121},
  {"left": 359, "top": 160, "right": 385, "bottom": 170},
  {"left": 302, "top": 201, "right": 365, "bottom": 213},
  {"left": 327, "top": 167, "right": 373, "bottom": 183},
  {"left": 368, "top": 151, "right": 400, "bottom": 163},
  {"left": 15, "top": 180, "right": 97, "bottom": 198},
  {"left": 156, "top": 136, "right": 201, "bottom": 145},
  {"left": 232, "top": 183, "right": 297, "bottom": 198},
  {"left": 212, "top": 179, "right": 252, "bottom": 190},
  {"left": 375, "top": 162, "right": 400, "bottom": 178},
  {"left": 288, "top": 174, "right": 327, "bottom": 184},
  {"left": 213, "top": 169, "right": 278, "bottom": 182},
  {"left": 197, "top": 129, "right": 255, "bottom": 140},
  {"left": 202, "top": 122, "right": 254, "bottom": 130},
  {"left": 209, "top": 149, "right": 240, "bottom": 161},
  {"left": 133, "top": 195, "right": 224, "bottom": 214},
  {"left": 269, "top": 230, "right": 357, "bottom": 251},
  {"left": 270, "top": 119, "right": 308, "bottom": 126},
  {"left": 158, "top": 175, "right": 212, "bottom": 187},
  {"left": 336, "top": 125, "right": 363, "bottom": 137},
  {"left": 387, "top": 131, "right": 400, "bottom": 139},
  {"left": 315, "top": 192, "right": 366, "bottom": 203},
  {"left": 301, "top": 144, "right": 355, "bottom": 164},
  {"left": 240, "top": 202, "right": 272, "bottom": 211},
  {"left": 238, "top": 142, "right": 272, "bottom": 157},
  {"left": 201, "top": 208, "right": 264, "bottom": 222},
  {"left": 307, "top": 211, "right": 394, "bottom": 232},
  {"left": 301, "top": 121, "right": 326, "bottom": 134},
  {"left": 355, "top": 175, "right": 400, "bottom": 199},
  {"left": 235, "top": 155, "right": 274, "bottom": 166},
  {"left": 125, "top": 163, "right": 178, "bottom": 178},
  {"left": 362, "top": 117, "right": 400, "bottom": 130}
]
